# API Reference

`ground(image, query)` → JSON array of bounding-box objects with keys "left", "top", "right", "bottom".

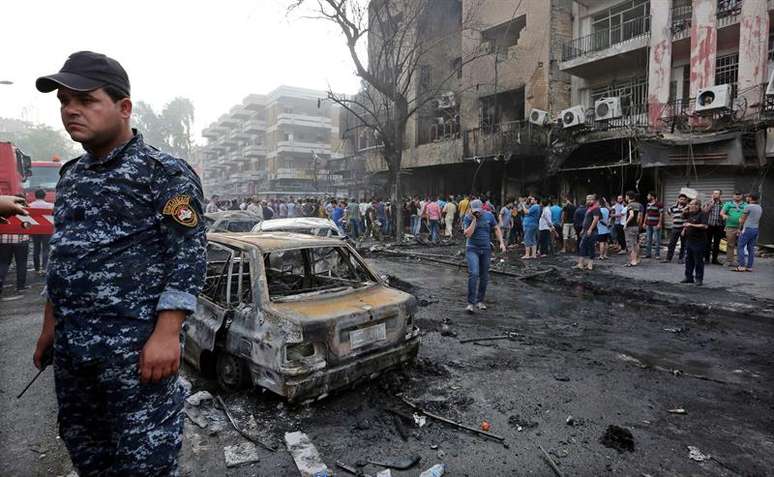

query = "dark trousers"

[
  {"left": 0, "top": 243, "right": 28, "bottom": 292},
  {"left": 704, "top": 225, "right": 723, "bottom": 262},
  {"left": 538, "top": 229, "right": 554, "bottom": 256},
  {"left": 684, "top": 240, "right": 705, "bottom": 282},
  {"left": 32, "top": 235, "right": 51, "bottom": 271},
  {"left": 614, "top": 224, "right": 627, "bottom": 250},
  {"left": 666, "top": 228, "right": 685, "bottom": 261}
]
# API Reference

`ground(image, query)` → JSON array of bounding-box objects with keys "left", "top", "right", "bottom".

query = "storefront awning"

[{"left": 639, "top": 132, "right": 743, "bottom": 168}]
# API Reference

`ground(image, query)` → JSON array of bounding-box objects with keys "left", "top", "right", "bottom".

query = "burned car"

[
  {"left": 251, "top": 217, "right": 345, "bottom": 239},
  {"left": 183, "top": 232, "right": 419, "bottom": 401},
  {"left": 204, "top": 211, "right": 262, "bottom": 233}
]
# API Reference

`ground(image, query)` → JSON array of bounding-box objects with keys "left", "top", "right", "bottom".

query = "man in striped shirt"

[
  {"left": 663, "top": 193, "right": 688, "bottom": 263},
  {"left": 644, "top": 191, "right": 663, "bottom": 259}
]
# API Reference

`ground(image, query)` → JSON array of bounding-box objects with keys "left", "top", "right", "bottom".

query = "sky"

[{"left": 0, "top": 0, "right": 361, "bottom": 144}]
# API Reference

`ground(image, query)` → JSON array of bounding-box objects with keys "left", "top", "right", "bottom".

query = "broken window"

[
  {"left": 478, "top": 88, "right": 525, "bottom": 131},
  {"left": 481, "top": 15, "right": 526, "bottom": 54},
  {"left": 203, "top": 243, "right": 234, "bottom": 307},
  {"left": 264, "top": 246, "right": 375, "bottom": 301}
]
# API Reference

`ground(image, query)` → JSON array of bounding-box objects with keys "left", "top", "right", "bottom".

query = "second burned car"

[{"left": 183, "top": 232, "right": 420, "bottom": 402}]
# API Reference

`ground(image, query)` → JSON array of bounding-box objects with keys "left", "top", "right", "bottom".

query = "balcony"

[
  {"left": 202, "top": 125, "right": 226, "bottom": 140},
  {"left": 244, "top": 119, "right": 266, "bottom": 133},
  {"left": 269, "top": 113, "right": 332, "bottom": 131},
  {"left": 243, "top": 144, "right": 266, "bottom": 157},
  {"left": 463, "top": 120, "right": 547, "bottom": 159},
  {"left": 275, "top": 140, "right": 331, "bottom": 154},
  {"left": 273, "top": 168, "right": 312, "bottom": 180},
  {"left": 569, "top": 103, "right": 650, "bottom": 141},
  {"left": 561, "top": 16, "right": 650, "bottom": 75},
  {"left": 230, "top": 105, "right": 252, "bottom": 121}
]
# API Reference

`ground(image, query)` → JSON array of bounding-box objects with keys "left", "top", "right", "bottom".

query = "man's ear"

[{"left": 119, "top": 98, "right": 133, "bottom": 119}]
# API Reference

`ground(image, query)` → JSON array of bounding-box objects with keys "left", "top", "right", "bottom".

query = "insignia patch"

[{"left": 163, "top": 195, "right": 198, "bottom": 227}]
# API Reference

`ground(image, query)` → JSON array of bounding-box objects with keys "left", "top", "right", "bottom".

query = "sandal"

[{"left": 732, "top": 267, "right": 746, "bottom": 272}]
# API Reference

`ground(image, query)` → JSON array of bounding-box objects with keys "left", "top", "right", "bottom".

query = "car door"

[{"left": 183, "top": 242, "right": 234, "bottom": 367}]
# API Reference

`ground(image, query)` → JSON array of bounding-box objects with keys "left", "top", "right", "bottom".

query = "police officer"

[{"left": 32, "top": 51, "right": 206, "bottom": 476}]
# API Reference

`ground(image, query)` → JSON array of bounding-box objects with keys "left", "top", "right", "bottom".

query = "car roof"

[
  {"left": 257, "top": 217, "right": 336, "bottom": 230},
  {"left": 205, "top": 211, "right": 261, "bottom": 221},
  {"left": 207, "top": 232, "right": 345, "bottom": 252}
]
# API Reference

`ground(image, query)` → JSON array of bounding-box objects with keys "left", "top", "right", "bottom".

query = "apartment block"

[
  {"left": 201, "top": 86, "right": 344, "bottom": 199},
  {"left": 557, "top": 0, "right": 773, "bottom": 240}
]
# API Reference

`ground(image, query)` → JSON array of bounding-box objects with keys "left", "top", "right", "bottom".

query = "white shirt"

[
  {"left": 539, "top": 206, "right": 553, "bottom": 230},
  {"left": 614, "top": 203, "right": 626, "bottom": 225},
  {"left": 29, "top": 199, "right": 54, "bottom": 210}
]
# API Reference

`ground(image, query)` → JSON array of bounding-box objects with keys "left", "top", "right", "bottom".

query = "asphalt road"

[{"left": 1, "top": 251, "right": 773, "bottom": 476}]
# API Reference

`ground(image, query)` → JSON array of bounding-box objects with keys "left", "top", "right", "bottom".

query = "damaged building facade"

[
  {"left": 360, "top": 0, "right": 575, "bottom": 198},
  {"left": 557, "top": 0, "right": 773, "bottom": 241},
  {"left": 202, "top": 86, "right": 345, "bottom": 199}
]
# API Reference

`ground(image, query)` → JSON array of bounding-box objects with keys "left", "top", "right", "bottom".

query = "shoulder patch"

[{"left": 163, "top": 195, "right": 199, "bottom": 227}]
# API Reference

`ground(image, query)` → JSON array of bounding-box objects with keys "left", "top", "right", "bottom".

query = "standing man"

[
  {"left": 623, "top": 191, "right": 642, "bottom": 267},
  {"left": 681, "top": 199, "right": 708, "bottom": 285},
  {"left": 575, "top": 195, "right": 602, "bottom": 271},
  {"left": 0, "top": 224, "right": 30, "bottom": 301},
  {"left": 29, "top": 189, "right": 55, "bottom": 275},
  {"left": 662, "top": 193, "right": 687, "bottom": 263},
  {"left": 287, "top": 197, "right": 297, "bottom": 218},
  {"left": 735, "top": 192, "right": 762, "bottom": 272},
  {"left": 613, "top": 195, "right": 627, "bottom": 254},
  {"left": 498, "top": 200, "right": 513, "bottom": 246},
  {"left": 32, "top": 51, "right": 206, "bottom": 476},
  {"left": 560, "top": 197, "right": 577, "bottom": 253},
  {"left": 720, "top": 191, "right": 746, "bottom": 268},
  {"left": 643, "top": 191, "right": 663, "bottom": 259},
  {"left": 443, "top": 196, "right": 457, "bottom": 238},
  {"left": 346, "top": 198, "right": 361, "bottom": 239},
  {"left": 463, "top": 199, "right": 506, "bottom": 313},
  {"left": 247, "top": 195, "right": 263, "bottom": 218},
  {"left": 424, "top": 196, "right": 442, "bottom": 243},
  {"left": 206, "top": 194, "right": 221, "bottom": 213},
  {"left": 703, "top": 190, "right": 725, "bottom": 265}
]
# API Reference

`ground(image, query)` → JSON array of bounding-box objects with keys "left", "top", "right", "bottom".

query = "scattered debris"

[
  {"left": 554, "top": 376, "right": 570, "bottom": 382},
  {"left": 217, "top": 396, "right": 276, "bottom": 452},
  {"left": 401, "top": 396, "right": 505, "bottom": 442},
  {"left": 565, "top": 415, "right": 574, "bottom": 426},
  {"left": 440, "top": 324, "right": 458, "bottom": 337},
  {"left": 184, "top": 407, "right": 209, "bottom": 429},
  {"left": 600, "top": 425, "right": 635, "bottom": 453},
  {"left": 668, "top": 408, "right": 687, "bottom": 415},
  {"left": 459, "top": 332, "right": 519, "bottom": 344},
  {"left": 663, "top": 327, "right": 686, "bottom": 333},
  {"left": 688, "top": 445, "right": 711, "bottom": 462},
  {"left": 413, "top": 413, "right": 427, "bottom": 428},
  {"left": 419, "top": 463, "right": 446, "bottom": 477},
  {"left": 223, "top": 442, "right": 261, "bottom": 468},
  {"left": 508, "top": 415, "right": 539, "bottom": 430},
  {"left": 186, "top": 390, "right": 213, "bottom": 407},
  {"left": 392, "top": 415, "right": 409, "bottom": 441},
  {"left": 617, "top": 352, "right": 731, "bottom": 385},
  {"left": 336, "top": 460, "right": 372, "bottom": 477},
  {"left": 367, "top": 455, "right": 421, "bottom": 470},
  {"left": 480, "top": 420, "right": 491, "bottom": 432},
  {"left": 538, "top": 445, "right": 565, "bottom": 477},
  {"left": 286, "top": 431, "right": 332, "bottom": 477},
  {"left": 375, "top": 470, "right": 392, "bottom": 477}
]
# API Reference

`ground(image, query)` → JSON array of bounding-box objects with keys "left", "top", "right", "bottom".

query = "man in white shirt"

[{"left": 29, "top": 189, "right": 54, "bottom": 275}]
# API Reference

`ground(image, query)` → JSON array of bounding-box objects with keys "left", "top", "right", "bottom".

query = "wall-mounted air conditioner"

[
  {"left": 437, "top": 92, "right": 456, "bottom": 109},
  {"left": 561, "top": 106, "right": 585, "bottom": 128},
  {"left": 594, "top": 97, "right": 622, "bottom": 120},
  {"left": 695, "top": 85, "right": 732, "bottom": 113},
  {"left": 529, "top": 109, "right": 549, "bottom": 126}
]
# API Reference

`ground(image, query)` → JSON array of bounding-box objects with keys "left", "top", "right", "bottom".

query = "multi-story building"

[
  {"left": 557, "top": 0, "right": 773, "bottom": 241},
  {"left": 360, "top": 0, "right": 574, "bottom": 198},
  {"left": 201, "top": 86, "right": 345, "bottom": 199}
]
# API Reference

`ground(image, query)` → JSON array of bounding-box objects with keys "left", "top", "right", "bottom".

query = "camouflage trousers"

[{"left": 54, "top": 335, "right": 184, "bottom": 476}]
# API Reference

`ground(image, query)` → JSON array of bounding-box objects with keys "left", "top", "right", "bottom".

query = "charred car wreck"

[{"left": 183, "top": 232, "right": 420, "bottom": 402}]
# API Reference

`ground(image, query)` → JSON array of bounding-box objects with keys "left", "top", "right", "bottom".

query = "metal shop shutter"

[{"left": 662, "top": 174, "right": 736, "bottom": 227}]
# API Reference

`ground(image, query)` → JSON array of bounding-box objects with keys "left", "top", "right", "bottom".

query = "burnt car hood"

[{"left": 271, "top": 285, "right": 413, "bottom": 320}]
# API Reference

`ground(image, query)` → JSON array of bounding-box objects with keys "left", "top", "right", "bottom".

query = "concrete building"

[
  {"left": 360, "top": 0, "right": 574, "bottom": 198},
  {"left": 201, "top": 86, "right": 345, "bottom": 199},
  {"left": 556, "top": 0, "right": 773, "bottom": 241}
]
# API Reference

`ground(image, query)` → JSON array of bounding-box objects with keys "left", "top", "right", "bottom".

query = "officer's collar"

[{"left": 82, "top": 129, "right": 144, "bottom": 169}]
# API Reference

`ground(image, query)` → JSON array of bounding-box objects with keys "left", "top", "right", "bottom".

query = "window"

[
  {"left": 591, "top": 0, "right": 650, "bottom": 50},
  {"left": 590, "top": 76, "right": 648, "bottom": 110},
  {"left": 451, "top": 57, "right": 462, "bottom": 79},
  {"left": 264, "top": 246, "right": 375, "bottom": 301},
  {"left": 715, "top": 53, "right": 739, "bottom": 98},
  {"left": 418, "top": 65, "right": 432, "bottom": 93},
  {"left": 481, "top": 15, "right": 526, "bottom": 52},
  {"left": 203, "top": 244, "right": 253, "bottom": 307}
]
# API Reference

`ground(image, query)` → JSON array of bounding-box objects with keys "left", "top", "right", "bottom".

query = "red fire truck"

[{"left": 0, "top": 141, "right": 58, "bottom": 235}]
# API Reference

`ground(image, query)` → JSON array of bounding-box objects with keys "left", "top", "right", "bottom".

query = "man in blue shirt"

[{"left": 463, "top": 199, "right": 506, "bottom": 313}]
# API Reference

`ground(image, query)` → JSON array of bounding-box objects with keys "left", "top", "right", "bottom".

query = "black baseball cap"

[{"left": 36, "top": 51, "right": 130, "bottom": 96}]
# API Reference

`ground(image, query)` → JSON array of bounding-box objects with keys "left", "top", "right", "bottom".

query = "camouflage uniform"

[{"left": 47, "top": 132, "right": 206, "bottom": 476}]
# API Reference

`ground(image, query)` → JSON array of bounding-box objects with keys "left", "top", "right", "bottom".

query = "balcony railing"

[
  {"left": 562, "top": 15, "right": 650, "bottom": 62},
  {"left": 717, "top": 0, "right": 742, "bottom": 18},
  {"left": 464, "top": 120, "right": 546, "bottom": 158},
  {"left": 417, "top": 120, "right": 460, "bottom": 146},
  {"left": 585, "top": 102, "right": 650, "bottom": 131},
  {"left": 671, "top": 4, "right": 692, "bottom": 35}
]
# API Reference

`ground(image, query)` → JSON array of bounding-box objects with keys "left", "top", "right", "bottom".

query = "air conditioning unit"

[
  {"left": 695, "top": 84, "right": 732, "bottom": 113},
  {"left": 437, "top": 92, "right": 456, "bottom": 109},
  {"left": 594, "top": 97, "right": 622, "bottom": 120},
  {"left": 529, "top": 108, "right": 549, "bottom": 126},
  {"left": 561, "top": 106, "right": 585, "bottom": 128},
  {"left": 766, "top": 70, "right": 774, "bottom": 96}
]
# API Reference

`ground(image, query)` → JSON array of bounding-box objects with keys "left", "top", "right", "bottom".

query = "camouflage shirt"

[{"left": 47, "top": 132, "right": 206, "bottom": 323}]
